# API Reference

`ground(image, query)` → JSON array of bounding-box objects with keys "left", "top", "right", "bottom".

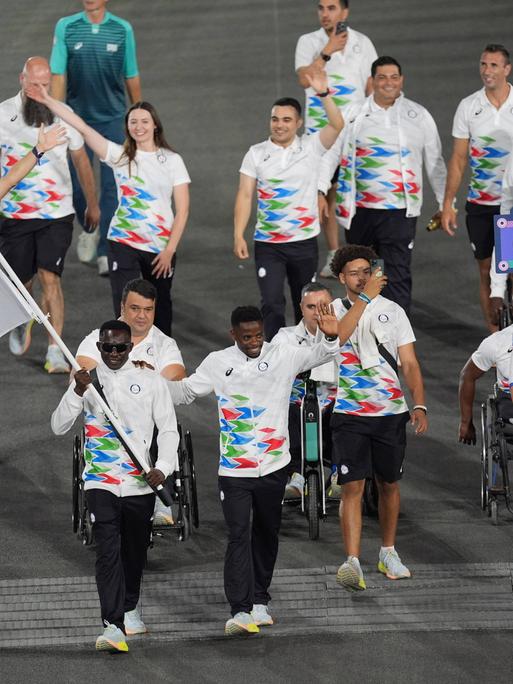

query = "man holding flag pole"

[{"left": 0, "top": 252, "right": 179, "bottom": 653}]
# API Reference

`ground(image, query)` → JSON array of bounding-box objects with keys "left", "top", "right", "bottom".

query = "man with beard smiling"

[
  {"left": 168, "top": 277, "right": 383, "bottom": 636},
  {"left": 0, "top": 56, "right": 99, "bottom": 373}
]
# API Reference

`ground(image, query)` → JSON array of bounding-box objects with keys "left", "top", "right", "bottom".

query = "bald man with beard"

[{"left": 0, "top": 57, "right": 99, "bottom": 373}]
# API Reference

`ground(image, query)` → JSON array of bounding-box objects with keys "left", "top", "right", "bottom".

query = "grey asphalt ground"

[{"left": 1, "top": 0, "right": 513, "bottom": 682}]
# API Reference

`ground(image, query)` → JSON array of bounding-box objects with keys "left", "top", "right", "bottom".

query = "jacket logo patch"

[
  {"left": 146, "top": 346, "right": 153, "bottom": 356},
  {"left": 106, "top": 43, "right": 119, "bottom": 52},
  {"left": 225, "top": 368, "right": 233, "bottom": 376},
  {"left": 378, "top": 314, "right": 389, "bottom": 323},
  {"left": 258, "top": 361, "right": 269, "bottom": 372},
  {"left": 130, "top": 384, "right": 141, "bottom": 394},
  {"left": 74, "top": 42, "right": 83, "bottom": 50}
]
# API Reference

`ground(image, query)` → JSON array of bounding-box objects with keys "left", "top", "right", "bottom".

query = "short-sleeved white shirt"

[
  {"left": 452, "top": 86, "right": 513, "bottom": 205},
  {"left": 103, "top": 142, "right": 191, "bottom": 254},
  {"left": 472, "top": 325, "right": 513, "bottom": 392},
  {"left": 0, "top": 93, "right": 83, "bottom": 219},
  {"left": 76, "top": 324, "right": 184, "bottom": 373},
  {"left": 332, "top": 296, "right": 415, "bottom": 416},
  {"left": 295, "top": 27, "right": 376, "bottom": 134},
  {"left": 240, "top": 133, "right": 326, "bottom": 243}
]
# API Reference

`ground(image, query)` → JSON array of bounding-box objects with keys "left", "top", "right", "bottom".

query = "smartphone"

[
  {"left": 371, "top": 258, "right": 385, "bottom": 275},
  {"left": 335, "top": 21, "right": 347, "bottom": 34}
]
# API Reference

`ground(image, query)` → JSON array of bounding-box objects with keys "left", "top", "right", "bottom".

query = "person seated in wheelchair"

[
  {"left": 75, "top": 278, "right": 186, "bottom": 527},
  {"left": 51, "top": 320, "right": 179, "bottom": 653},
  {"left": 272, "top": 282, "right": 339, "bottom": 499},
  {"left": 459, "top": 321, "right": 513, "bottom": 445}
]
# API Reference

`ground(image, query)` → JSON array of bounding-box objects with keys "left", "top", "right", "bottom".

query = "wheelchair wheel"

[
  {"left": 72, "top": 435, "right": 81, "bottom": 533},
  {"left": 480, "top": 402, "right": 489, "bottom": 511},
  {"left": 306, "top": 470, "right": 320, "bottom": 540},
  {"left": 177, "top": 506, "right": 190, "bottom": 542},
  {"left": 185, "top": 431, "right": 199, "bottom": 529},
  {"left": 490, "top": 499, "right": 499, "bottom": 525}
]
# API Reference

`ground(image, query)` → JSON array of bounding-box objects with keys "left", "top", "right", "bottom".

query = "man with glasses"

[{"left": 51, "top": 320, "right": 179, "bottom": 653}]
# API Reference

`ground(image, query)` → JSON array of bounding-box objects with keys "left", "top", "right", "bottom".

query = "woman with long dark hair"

[{"left": 28, "top": 87, "right": 190, "bottom": 336}]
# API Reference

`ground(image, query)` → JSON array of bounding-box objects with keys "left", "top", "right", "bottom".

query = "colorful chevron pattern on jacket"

[
  {"left": 255, "top": 178, "right": 316, "bottom": 242},
  {"left": 0, "top": 143, "right": 65, "bottom": 219},
  {"left": 290, "top": 377, "right": 336, "bottom": 409},
  {"left": 468, "top": 135, "right": 509, "bottom": 204},
  {"left": 306, "top": 76, "right": 356, "bottom": 133},
  {"left": 108, "top": 173, "right": 168, "bottom": 253},
  {"left": 218, "top": 393, "right": 286, "bottom": 469},
  {"left": 335, "top": 137, "right": 418, "bottom": 214},
  {"left": 334, "top": 344, "right": 407, "bottom": 416},
  {"left": 83, "top": 414, "right": 144, "bottom": 486}
]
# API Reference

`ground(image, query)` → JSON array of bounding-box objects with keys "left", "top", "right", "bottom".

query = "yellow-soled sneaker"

[
  {"left": 336, "top": 556, "right": 367, "bottom": 592},
  {"left": 224, "top": 612, "right": 260, "bottom": 636},
  {"left": 95, "top": 624, "right": 128, "bottom": 653},
  {"left": 378, "top": 548, "right": 411, "bottom": 580}
]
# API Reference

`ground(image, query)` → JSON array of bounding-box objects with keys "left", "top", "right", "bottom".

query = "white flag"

[{"left": 0, "top": 268, "right": 34, "bottom": 338}]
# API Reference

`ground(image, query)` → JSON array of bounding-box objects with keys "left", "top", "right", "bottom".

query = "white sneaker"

[
  {"left": 336, "top": 556, "right": 367, "bottom": 592},
  {"left": 284, "top": 472, "right": 304, "bottom": 500},
  {"left": 76, "top": 229, "right": 99, "bottom": 264},
  {"left": 95, "top": 623, "right": 128, "bottom": 652},
  {"left": 320, "top": 250, "right": 337, "bottom": 278},
  {"left": 9, "top": 319, "right": 34, "bottom": 356},
  {"left": 378, "top": 548, "right": 411, "bottom": 580},
  {"left": 97, "top": 255, "right": 109, "bottom": 277},
  {"left": 44, "top": 345, "right": 70, "bottom": 374},
  {"left": 224, "top": 612, "right": 259, "bottom": 636},
  {"left": 124, "top": 607, "right": 147, "bottom": 635},
  {"left": 251, "top": 604, "right": 273, "bottom": 626}
]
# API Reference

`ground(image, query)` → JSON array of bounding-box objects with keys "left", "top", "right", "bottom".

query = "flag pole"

[{"left": 0, "top": 252, "right": 164, "bottom": 489}]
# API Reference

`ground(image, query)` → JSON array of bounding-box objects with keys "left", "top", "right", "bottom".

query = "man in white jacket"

[
  {"left": 328, "top": 245, "right": 428, "bottom": 592},
  {"left": 169, "top": 283, "right": 383, "bottom": 636},
  {"left": 318, "top": 56, "right": 446, "bottom": 313},
  {"left": 51, "top": 320, "right": 179, "bottom": 653}
]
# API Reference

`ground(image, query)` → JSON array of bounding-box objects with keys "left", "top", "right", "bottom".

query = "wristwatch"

[
  {"left": 324, "top": 334, "right": 338, "bottom": 342},
  {"left": 320, "top": 52, "right": 331, "bottom": 62}
]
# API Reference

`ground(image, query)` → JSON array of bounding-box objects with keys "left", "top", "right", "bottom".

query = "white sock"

[{"left": 380, "top": 545, "right": 395, "bottom": 554}]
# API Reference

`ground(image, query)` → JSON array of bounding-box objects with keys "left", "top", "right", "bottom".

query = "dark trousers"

[
  {"left": 288, "top": 401, "right": 333, "bottom": 475},
  {"left": 218, "top": 467, "right": 288, "bottom": 615},
  {"left": 69, "top": 117, "right": 125, "bottom": 258},
  {"left": 254, "top": 238, "right": 318, "bottom": 340},
  {"left": 347, "top": 208, "right": 417, "bottom": 313},
  {"left": 108, "top": 240, "right": 176, "bottom": 336},
  {"left": 85, "top": 489, "right": 155, "bottom": 630}
]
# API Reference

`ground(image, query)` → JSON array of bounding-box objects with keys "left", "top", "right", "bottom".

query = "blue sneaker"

[
  {"left": 124, "top": 607, "right": 147, "bottom": 635},
  {"left": 95, "top": 623, "right": 128, "bottom": 652}
]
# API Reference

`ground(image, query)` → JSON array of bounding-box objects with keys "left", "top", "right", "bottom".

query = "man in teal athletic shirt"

[{"left": 50, "top": 0, "right": 142, "bottom": 276}]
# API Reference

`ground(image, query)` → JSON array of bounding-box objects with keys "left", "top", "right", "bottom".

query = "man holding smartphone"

[
  {"left": 295, "top": 0, "right": 377, "bottom": 278},
  {"left": 328, "top": 245, "right": 427, "bottom": 592}
]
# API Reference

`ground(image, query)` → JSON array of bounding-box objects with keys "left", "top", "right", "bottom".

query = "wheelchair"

[
  {"left": 498, "top": 277, "right": 513, "bottom": 330},
  {"left": 480, "top": 386, "right": 513, "bottom": 524},
  {"left": 72, "top": 423, "right": 199, "bottom": 545}
]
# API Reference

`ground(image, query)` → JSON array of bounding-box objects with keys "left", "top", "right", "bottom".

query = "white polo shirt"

[
  {"left": 332, "top": 296, "right": 415, "bottom": 416},
  {"left": 472, "top": 325, "right": 513, "bottom": 393},
  {"left": 103, "top": 142, "right": 191, "bottom": 254},
  {"left": 452, "top": 85, "right": 513, "bottom": 205},
  {"left": 76, "top": 324, "right": 184, "bottom": 373},
  {"left": 240, "top": 133, "right": 327, "bottom": 243},
  {"left": 0, "top": 93, "right": 83, "bottom": 220},
  {"left": 295, "top": 27, "right": 376, "bottom": 134}
]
